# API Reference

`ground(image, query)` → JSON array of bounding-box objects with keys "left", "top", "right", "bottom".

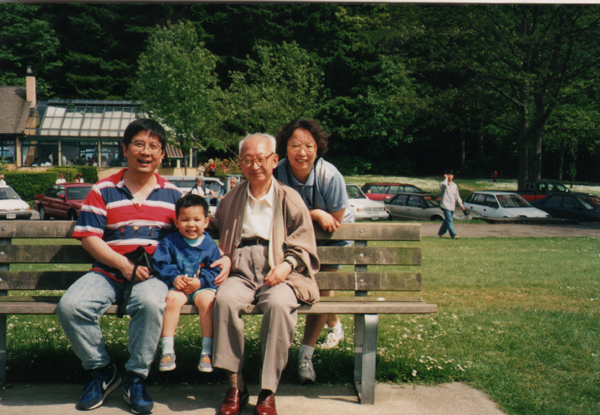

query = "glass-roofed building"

[
  {"left": 23, "top": 99, "right": 139, "bottom": 167},
  {"left": 2, "top": 70, "right": 194, "bottom": 174}
]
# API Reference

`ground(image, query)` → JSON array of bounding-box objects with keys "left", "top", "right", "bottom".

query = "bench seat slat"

[{"left": 0, "top": 271, "right": 423, "bottom": 291}]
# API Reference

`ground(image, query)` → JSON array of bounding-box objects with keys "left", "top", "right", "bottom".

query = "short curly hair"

[{"left": 275, "top": 119, "right": 329, "bottom": 159}]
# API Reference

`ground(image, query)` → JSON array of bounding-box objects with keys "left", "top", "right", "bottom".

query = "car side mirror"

[{"left": 58, "top": 194, "right": 65, "bottom": 199}]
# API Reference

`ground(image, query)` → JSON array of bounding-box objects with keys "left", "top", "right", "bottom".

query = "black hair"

[
  {"left": 123, "top": 119, "right": 167, "bottom": 151},
  {"left": 275, "top": 118, "right": 329, "bottom": 159},
  {"left": 444, "top": 169, "right": 454, "bottom": 175},
  {"left": 175, "top": 194, "right": 209, "bottom": 217}
]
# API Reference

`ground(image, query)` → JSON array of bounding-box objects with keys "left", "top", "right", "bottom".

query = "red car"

[
  {"left": 34, "top": 183, "right": 93, "bottom": 220},
  {"left": 361, "top": 183, "right": 425, "bottom": 201}
]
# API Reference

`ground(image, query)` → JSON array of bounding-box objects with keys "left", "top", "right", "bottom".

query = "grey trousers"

[{"left": 213, "top": 245, "right": 299, "bottom": 393}]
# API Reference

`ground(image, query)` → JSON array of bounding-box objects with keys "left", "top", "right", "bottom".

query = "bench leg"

[
  {"left": 354, "top": 313, "right": 378, "bottom": 404},
  {"left": 0, "top": 314, "right": 5, "bottom": 386}
]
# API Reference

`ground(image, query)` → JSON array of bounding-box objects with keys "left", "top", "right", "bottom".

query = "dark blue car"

[{"left": 532, "top": 193, "right": 600, "bottom": 222}]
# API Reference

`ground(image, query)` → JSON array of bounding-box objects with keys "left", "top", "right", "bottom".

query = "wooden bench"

[{"left": 0, "top": 220, "right": 436, "bottom": 404}]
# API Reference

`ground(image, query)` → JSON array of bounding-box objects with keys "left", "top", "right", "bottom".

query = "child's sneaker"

[
  {"left": 159, "top": 353, "right": 176, "bottom": 372},
  {"left": 198, "top": 353, "right": 213, "bottom": 373}
]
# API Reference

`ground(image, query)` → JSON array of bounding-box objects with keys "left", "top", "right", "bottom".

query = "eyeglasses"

[
  {"left": 130, "top": 141, "right": 162, "bottom": 155},
  {"left": 288, "top": 142, "right": 316, "bottom": 153},
  {"left": 240, "top": 153, "right": 274, "bottom": 168}
]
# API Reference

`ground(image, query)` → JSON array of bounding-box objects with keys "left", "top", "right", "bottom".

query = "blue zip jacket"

[{"left": 152, "top": 231, "right": 221, "bottom": 289}]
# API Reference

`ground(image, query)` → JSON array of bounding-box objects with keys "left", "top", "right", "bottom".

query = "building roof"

[
  {"left": 38, "top": 99, "right": 139, "bottom": 138},
  {"left": 0, "top": 87, "right": 31, "bottom": 134}
]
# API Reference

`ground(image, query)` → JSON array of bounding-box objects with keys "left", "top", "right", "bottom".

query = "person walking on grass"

[
  {"left": 438, "top": 169, "right": 466, "bottom": 239},
  {"left": 153, "top": 194, "right": 224, "bottom": 374}
]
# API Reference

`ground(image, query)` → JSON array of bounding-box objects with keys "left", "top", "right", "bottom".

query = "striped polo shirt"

[{"left": 73, "top": 168, "right": 182, "bottom": 282}]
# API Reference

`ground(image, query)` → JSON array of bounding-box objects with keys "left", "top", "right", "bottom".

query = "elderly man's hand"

[
  {"left": 212, "top": 255, "right": 231, "bottom": 286},
  {"left": 265, "top": 262, "right": 292, "bottom": 286}
]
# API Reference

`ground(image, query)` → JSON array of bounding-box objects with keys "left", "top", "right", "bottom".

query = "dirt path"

[{"left": 420, "top": 221, "right": 600, "bottom": 238}]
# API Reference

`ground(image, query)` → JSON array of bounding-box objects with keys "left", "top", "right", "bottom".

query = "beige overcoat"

[{"left": 208, "top": 179, "right": 320, "bottom": 305}]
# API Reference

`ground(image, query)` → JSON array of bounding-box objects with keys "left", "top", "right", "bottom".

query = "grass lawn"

[{"left": 4, "top": 236, "right": 599, "bottom": 415}]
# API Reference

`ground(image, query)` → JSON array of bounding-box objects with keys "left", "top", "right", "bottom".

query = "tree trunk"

[{"left": 459, "top": 131, "right": 466, "bottom": 171}]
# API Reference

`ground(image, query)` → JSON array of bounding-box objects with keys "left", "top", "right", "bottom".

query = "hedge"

[{"left": 2, "top": 167, "right": 98, "bottom": 203}]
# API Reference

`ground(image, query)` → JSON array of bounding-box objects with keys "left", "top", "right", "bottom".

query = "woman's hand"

[{"left": 311, "top": 209, "right": 341, "bottom": 232}]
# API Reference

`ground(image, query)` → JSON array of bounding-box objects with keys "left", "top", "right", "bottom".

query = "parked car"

[
  {"left": 464, "top": 191, "right": 549, "bottom": 219},
  {"left": 34, "top": 183, "right": 93, "bottom": 220},
  {"left": 532, "top": 193, "right": 600, "bottom": 222},
  {"left": 163, "top": 176, "right": 224, "bottom": 197},
  {"left": 361, "top": 183, "right": 425, "bottom": 201},
  {"left": 346, "top": 184, "right": 389, "bottom": 221},
  {"left": 0, "top": 185, "right": 32, "bottom": 220},
  {"left": 385, "top": 193, "right": 480, "bottom": 221},
  {"left": 518, "top": 180, "right": 571, "bottom": 202}
]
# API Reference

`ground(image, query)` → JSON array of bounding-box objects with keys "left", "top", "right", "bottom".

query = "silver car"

[{"left": 385, "top": 193, "right": 480, "bottom": 221}]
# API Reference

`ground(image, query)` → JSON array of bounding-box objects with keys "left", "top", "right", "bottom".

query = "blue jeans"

[
  {"left": 56, "top": 271, "right": 168, "bottom": 377},
  {"left": 438, "top": 208, "right": 457, "bottom": 238}
]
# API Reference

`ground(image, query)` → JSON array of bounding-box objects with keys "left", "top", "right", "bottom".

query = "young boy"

[{"left": 153, "top": 194, "right": 221, "bottom": 372}]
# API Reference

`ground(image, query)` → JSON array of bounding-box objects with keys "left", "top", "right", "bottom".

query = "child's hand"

[
  {"left": 182, "top": 277, "right": 201, "bottom": 294},
  {"left": 173, "top": 275, "right": 188, "bottom": 290}
]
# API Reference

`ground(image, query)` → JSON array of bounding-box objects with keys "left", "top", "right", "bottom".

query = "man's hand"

[
  {"left": 311, "top": 209, "right": 341, "bottom": 233},
  {"left": 212, "top": 255, "right": 231, "bottom": 286},
  {"left": 122, "top": 261, "right": 152, "bottom": 282},
  {"left": 265, "top": 262, "right": 292, "bottom": 287}
]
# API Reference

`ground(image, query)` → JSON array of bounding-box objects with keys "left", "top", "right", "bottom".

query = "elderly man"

[{"left": 208, "top": 133, "right": 320, "bottom": 415}]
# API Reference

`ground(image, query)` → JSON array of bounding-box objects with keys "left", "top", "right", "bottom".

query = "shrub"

[{"left": 4, "top": 172, "right": 57, "bottom": 202}]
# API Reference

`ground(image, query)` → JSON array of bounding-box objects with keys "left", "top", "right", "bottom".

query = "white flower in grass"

[{"left": 412, "top": 369, "right": 417, "bottom": 377}]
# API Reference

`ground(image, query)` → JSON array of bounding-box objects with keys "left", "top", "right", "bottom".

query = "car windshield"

[
  {"left": 406, "top": 185, "right": 424, "bottom": 193},
  {"left": 0, "top": 188, "right": 19, "bottom": 200},
  {"left": 496, "top": 194, "right": 530, "bottom": 208},
  {"left": 423, "top": 196, "right": 440, "bottom": 207},
  {"left": 578, "top": 195, "right": 600, "bottom": 210},
  {"left": 346, "top": 186, "right": 366, "bottom": 199},
  {"left": 67, "top": 186, "right": 92, "bottom": 200},
  {"left": 549, "top": 182, "right": 568, "bottom": 192}
]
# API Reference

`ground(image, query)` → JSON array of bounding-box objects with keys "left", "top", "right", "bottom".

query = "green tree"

[
  {"left": 0, "top": 3, "right": 61, "bottom": 97},
  {"left": 429, "top": 5, "right": 600, "bottom": 189},
  {"left": 132, "top": 20, "right": 223, "bottom": 162},
  {"left": 222, "top": 41, "right": 325, "bottom": 140}
]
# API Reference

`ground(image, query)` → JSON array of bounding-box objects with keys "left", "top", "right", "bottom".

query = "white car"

[
  {"left": 464, "top": 191, "right": 550, "bottom": 218},
  {"left": 346, "top": 184, "right": 390, "bottom": 221},
  {"left": 163, "top": 176, "right": 224, "bottom": 196},
  {"left": 0, "top": 185, "right": 32, "bottom": 220}
]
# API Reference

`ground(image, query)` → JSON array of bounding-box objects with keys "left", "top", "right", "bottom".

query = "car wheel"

[
  {"left": 68, "top": 211, "right": 78, "bottom": 221},
  {"left": 39, "top": 206, "right": 49, "bottom": 220},
  {"left": 431, "top": 215, "right": 443, "bottom": 221}
]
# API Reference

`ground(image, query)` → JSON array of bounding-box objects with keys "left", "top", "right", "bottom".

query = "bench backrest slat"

[
  {"left": 0, "top": 245, "right": 421, "bottom": 266},
  {"left": 0, "top": 221, "right": 422, "bottom": 296}
]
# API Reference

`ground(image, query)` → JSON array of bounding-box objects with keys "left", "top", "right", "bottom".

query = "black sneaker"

[
  {"left": 77, "top": 363, "right": 122, "bottom": 410},
  {"left": 123, "top": 372, "right": 154, "bottom": 414}
]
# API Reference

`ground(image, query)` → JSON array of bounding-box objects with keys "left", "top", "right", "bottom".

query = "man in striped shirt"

[{"left": 57, "top": 119, "right": 182, "bottom": 414}]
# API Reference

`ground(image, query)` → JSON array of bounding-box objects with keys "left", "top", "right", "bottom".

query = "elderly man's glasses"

[
  {"left": 288, "top": 142, "right": 316, "bottom": 153},
  {"left": 131, "top": 141, "right": 162, "bottom": 155},
  {"left": 240, "top": 153, "right": 274, "bottom": 168}
]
